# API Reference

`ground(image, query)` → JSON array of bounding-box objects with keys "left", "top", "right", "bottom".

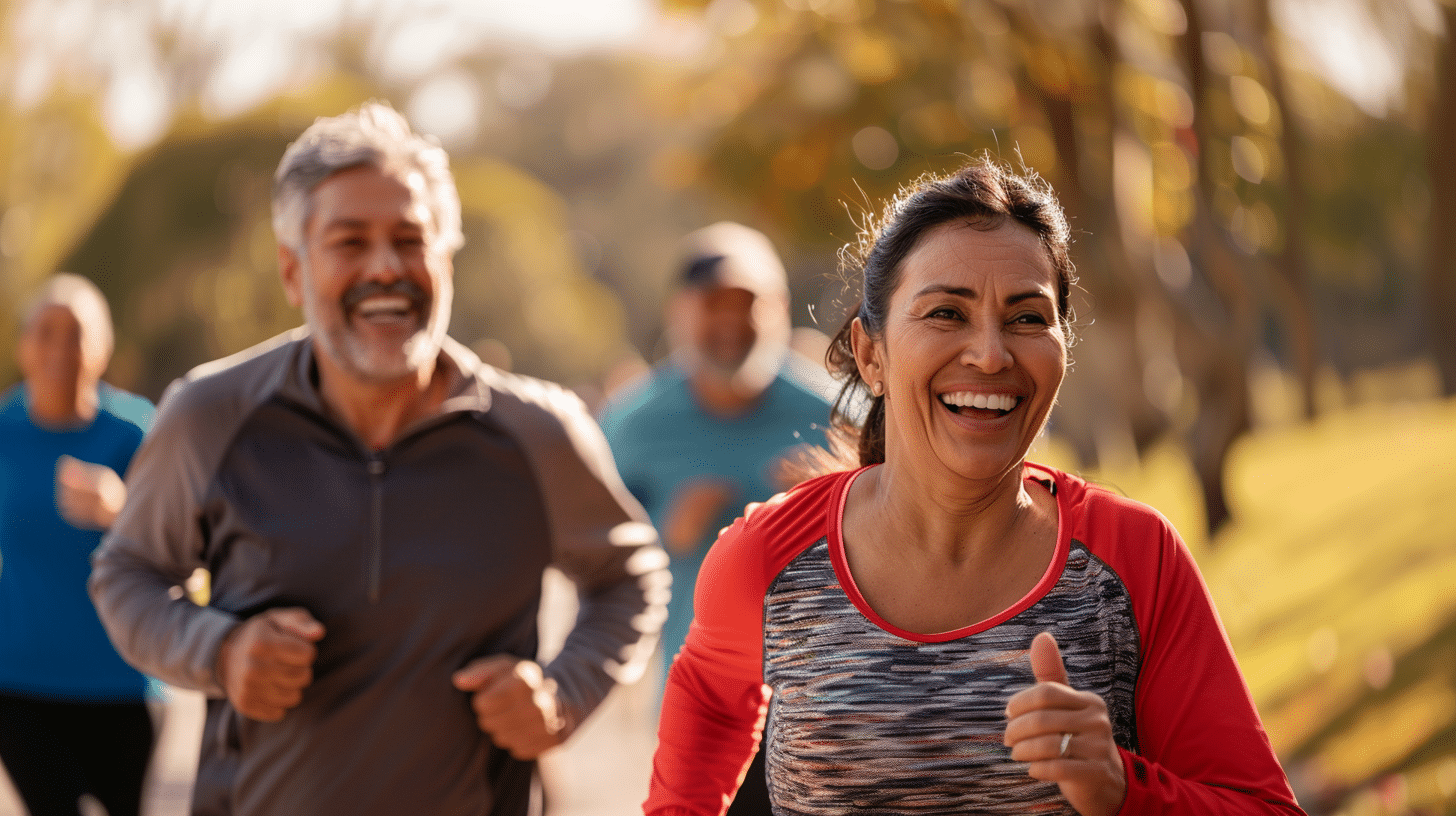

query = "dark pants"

[
  {"left": 727, "top": 742, "right": 772, "bottom": 816},
  {"left": 0, "top": 692, "right": 154, "bottom": 816}
]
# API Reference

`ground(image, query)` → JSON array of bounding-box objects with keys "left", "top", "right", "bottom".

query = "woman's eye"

[
  {"left": 1011, "top": 313, "right": 1049, "bottom": 326},
  {"left": 928, "top": 307, "right": 961, "bottom": 320}
]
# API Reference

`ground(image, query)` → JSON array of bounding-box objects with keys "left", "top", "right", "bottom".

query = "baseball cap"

[{"left": 677, "top": 222, "right": 788, "bottom": 298}]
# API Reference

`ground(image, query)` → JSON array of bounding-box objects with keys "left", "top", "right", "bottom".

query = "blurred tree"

[
  {"left": 1170, "top": 0, "right": 1259, "bottom": 534},
  {"left": 58, "top": 125, "right": 295, "bottom": 398},
  {"left": 1251, "top": 0, "right": 1320, "bottom": 420},
  {"left": 1427, "top": 1, "right": 1456, "bottom": 395},
  {"left": 453, "top": 53, "right": 725, "bottom": 377},
  {"left": 0, "top": 95, "right": 133, "bottom": 386},
  {"left": 1005, "top": 0, "right": 1174, "bottom": 481}
]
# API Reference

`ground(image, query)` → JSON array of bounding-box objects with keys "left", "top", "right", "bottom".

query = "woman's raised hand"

[{"left": 1003, "top": 631, "right": 1127, "bottom": 816}]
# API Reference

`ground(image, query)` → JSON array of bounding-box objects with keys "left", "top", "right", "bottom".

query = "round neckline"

[
  {"left": 21, "top": 389, "right": 98, "bottom": 434},
  {"left": 826, "top": 463, "right": 1069, "bottom": 643}
]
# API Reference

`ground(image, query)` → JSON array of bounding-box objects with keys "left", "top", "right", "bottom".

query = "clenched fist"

[
  {"left": 452, "top": 656, "right": 567, "bottom": 760},
  {"left": 216, "top": 607, "right": 325, "bottom": 722},
  {"left": 55, "top": 455, "right": 126, "bottom": 530}
]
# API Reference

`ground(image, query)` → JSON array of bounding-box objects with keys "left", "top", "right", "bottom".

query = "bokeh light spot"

[{"left": 851, "top": 126, "right": 898, "bottom": 171}]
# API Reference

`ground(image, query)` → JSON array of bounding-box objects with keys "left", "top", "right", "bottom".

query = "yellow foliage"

[{"left": 831, "top": 28, "right": 901, "bottom": 85}]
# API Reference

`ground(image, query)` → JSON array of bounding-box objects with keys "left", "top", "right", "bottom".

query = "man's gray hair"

[{"left": 271, "top": 101, "right": 464, "bottom": 254}]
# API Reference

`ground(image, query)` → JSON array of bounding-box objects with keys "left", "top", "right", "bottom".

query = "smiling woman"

[
  {"left": 828, "top": 158, "right": 1076, "bottom": 472},
  {"left": 847, "top": 218, "right": 1068, "bottom": 493},
  {"left": 645, "top": 157, "right": 1307, "bottom": 816}
]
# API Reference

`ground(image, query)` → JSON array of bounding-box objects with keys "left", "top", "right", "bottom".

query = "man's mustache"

[{"left": 342, "top": 279, "right": 428, "bottom": 312}]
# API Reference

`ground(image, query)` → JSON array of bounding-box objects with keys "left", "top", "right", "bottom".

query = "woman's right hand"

[{"left": 1004, "top": 632, "right": 1127, "bottom": 816}]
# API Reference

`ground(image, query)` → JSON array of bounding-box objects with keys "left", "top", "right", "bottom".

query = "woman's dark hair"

[{"left": 823, "top": 155, "right": 1077, "bottom": 469}]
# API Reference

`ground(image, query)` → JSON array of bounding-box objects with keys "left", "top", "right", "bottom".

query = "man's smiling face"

[{"left": 282, "top": 163, "right": 454, "bottom": 384}]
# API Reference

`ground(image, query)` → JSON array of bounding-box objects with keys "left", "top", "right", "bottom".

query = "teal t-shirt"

[
  {"left": 0, "top": 383, "right": 154, "bottom": 701},
  {"left": 598, "top": 359, "right": 833, "bottom": 666}
]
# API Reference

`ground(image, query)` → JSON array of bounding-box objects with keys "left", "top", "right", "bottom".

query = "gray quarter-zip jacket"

[{"left": 90, "top": 329, "right": 669, "bottom": 816}]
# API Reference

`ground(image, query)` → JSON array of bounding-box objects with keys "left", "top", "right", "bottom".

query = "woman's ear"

[{"left": 850, "top": 317, "right": 882, "bottom": 393}]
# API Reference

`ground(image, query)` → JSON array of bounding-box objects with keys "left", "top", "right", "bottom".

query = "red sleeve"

[
  {"left": 1069, "top": 480, "right": 1304, "bottom": 816},
  {"left": 644, "top": 472, "right": 845, "bottom": 816}
]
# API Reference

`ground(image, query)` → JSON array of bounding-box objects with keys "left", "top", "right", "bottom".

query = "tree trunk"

[
  {"left": 1011, "top": 0, "right": 1174, "bottom": 472},
  {"left": 1253, "top": 0, "right": 1322, "bottom": 420},
  {"left": 1428, "top": 4, "right": 1456, "bottom": 395},
  {"left": 1174, "top": 0, "right": 1259, "bottom": 536}
]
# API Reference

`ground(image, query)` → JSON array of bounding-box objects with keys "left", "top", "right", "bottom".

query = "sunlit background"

[{"left": 1, "top": 0, "right": 1454, "bottom": 814}]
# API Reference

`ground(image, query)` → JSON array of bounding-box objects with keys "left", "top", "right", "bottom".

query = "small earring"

[{"left": 871, "top": 381, "right": 884, "bottom": 396}]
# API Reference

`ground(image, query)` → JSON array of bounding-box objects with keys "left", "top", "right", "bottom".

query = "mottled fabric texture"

[{"left": 764, "top": 539, "right": 1137, "bottom": 814}]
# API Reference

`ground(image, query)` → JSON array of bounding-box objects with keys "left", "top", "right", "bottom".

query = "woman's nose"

[{"left": 959, "top": 324, "right": 1013, "bottom": 373}]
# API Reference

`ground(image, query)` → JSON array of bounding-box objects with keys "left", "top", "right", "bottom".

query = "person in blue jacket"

[{"left": 0, "top": 273, "right": 155, "bottom": 816}]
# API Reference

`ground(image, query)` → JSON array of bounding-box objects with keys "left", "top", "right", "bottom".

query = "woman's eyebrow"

[
  {"left": 912, "top": 284, "right": 1052, "bottom": 304},
  {"left": 1006, "top": 290, "right": 1053, "bottom": 306}
]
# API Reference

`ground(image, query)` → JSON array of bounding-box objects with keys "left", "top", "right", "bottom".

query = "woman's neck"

[
  {"left": 869, "top": 459, "right": 1036, "bottom": 563},
  {"left": 841, "top": 461, "right": 1059, "bottom": 634}
]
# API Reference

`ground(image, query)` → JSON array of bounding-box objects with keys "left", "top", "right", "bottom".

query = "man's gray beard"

[
  {"left": 320, "top": 323, "right": 438, "bottom": 383},
  {"left": 677, "top": 341, "right": 783, "bottom": 398},
  {"left": 300, "top": 263, "right": 451, "bottom": 384}
]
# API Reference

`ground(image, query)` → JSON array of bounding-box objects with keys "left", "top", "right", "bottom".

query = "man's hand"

[
  {"left": 452, "top": 656, "right": 567, "bottom": 760},
  {"left": 55, "top": 455, "right": 126, "bottom": 530},
  {"left": 1003, "top": 632, "right": 1127, "bottom": 816},
  {"left": 216, "top": 607, "right": 325, "bottom": 722},
  {"left": 661, "top": 478, "right": 738, "bottom": 555}
]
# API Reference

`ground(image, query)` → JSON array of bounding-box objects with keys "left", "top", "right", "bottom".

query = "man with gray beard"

[
  {"left": 597, "top": 223, "right": 833, "bottom": 816},
  {"left": 90, "top": 102, "right": 668, "bottom": 816}
]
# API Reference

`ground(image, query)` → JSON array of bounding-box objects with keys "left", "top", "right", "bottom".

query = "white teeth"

[
  {"left": 356, "top": 295, "right": 411, "bottom": 317},
  {"left": 941, "top": 392, "right": 1018, "bottom": 412}
]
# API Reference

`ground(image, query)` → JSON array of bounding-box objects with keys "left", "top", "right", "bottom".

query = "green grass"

[{"left": 1033, "top": 397, "right": 1456, "bottom": 815}]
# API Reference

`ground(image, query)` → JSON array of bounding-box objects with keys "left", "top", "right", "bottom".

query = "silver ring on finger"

[{"left": 1058, "top": 732, "right": 1073, "bottom": 758}]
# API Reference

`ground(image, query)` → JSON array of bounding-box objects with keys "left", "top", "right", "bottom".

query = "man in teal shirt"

[{"left": 598, "top": 222, "right": 832, "bottom": 816}]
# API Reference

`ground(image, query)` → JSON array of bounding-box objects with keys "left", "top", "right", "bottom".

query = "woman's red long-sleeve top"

[{"left": 645, "top": 465, "right": 1305, "bottom": 816}]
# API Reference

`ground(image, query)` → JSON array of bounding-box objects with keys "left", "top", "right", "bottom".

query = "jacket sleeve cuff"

[{"left": 182, "top": 605, "right": 243, "bottom": 698}]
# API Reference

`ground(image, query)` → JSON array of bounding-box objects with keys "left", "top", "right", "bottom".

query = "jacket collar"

[{"left": 280, "top": 330, "right": 494, "bottom": 422}]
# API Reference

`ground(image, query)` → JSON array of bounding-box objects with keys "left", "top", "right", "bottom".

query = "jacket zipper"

[{"left": 366, "top": 453, "right": 386, "bottom": 603}]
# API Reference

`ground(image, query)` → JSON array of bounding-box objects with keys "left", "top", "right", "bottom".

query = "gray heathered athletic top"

[{"left": 90, "top": 329, "right": 669, "bottom": 816}]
